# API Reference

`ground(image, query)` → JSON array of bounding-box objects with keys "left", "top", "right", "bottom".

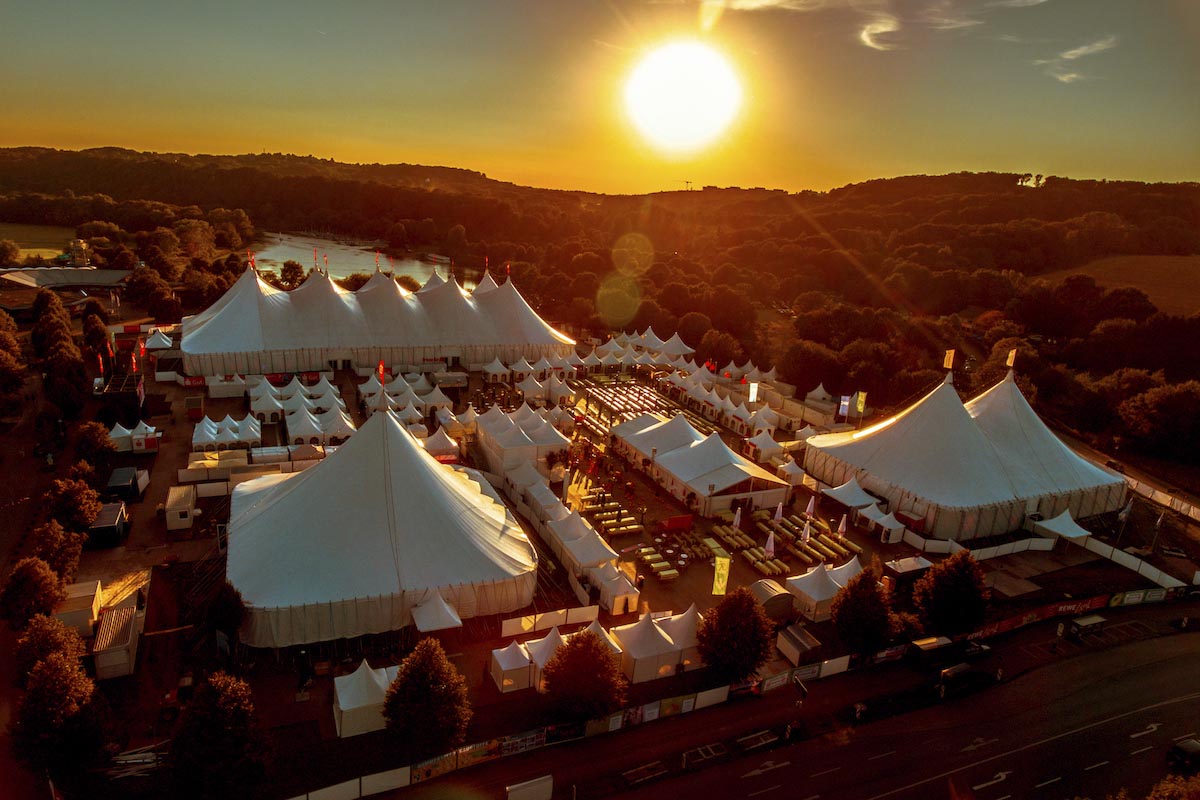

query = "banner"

[
  {"left": 712, "top": 555, "right": 730, "bottom": 595},
  {"left": 838, "top": 395, "right": 851, "bottom": 416},
  {"left": 856, "top": 391, "right": 867, "bottom": 414},
  {"left": 943, "top": 349, "right": 955, "bottom": 369},
  {"left": 1006, "top": 348, "right": 1018, "bottom": 368}
]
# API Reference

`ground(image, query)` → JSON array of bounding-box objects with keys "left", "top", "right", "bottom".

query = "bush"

[{"left": 74, "top": 422, "right": 116, "bottom": 471}]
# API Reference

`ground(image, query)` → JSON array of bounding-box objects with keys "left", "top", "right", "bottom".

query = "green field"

[
  {"left": 0, "top": 222, "right": 75, "bottom": 259},
  {"left": 1042, "top": 255, "right": 1200, "bottom": 317}
]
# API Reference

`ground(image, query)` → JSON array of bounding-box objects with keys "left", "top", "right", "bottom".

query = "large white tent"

[
  {"left": 226, "top": 410, "right": 537, "bottom": 647},
  {"left": 966, "top": 370, "right": 1126, "bottom": 519},
  {"left": 806, "top": 373, "right": 1126, "bottom": 541},
  {"left": 804, "top": 376, "right": 1026, "bottom": 540},
  {"left": 181, "top": 269, "right": 574, "bottom": 375},
  {"left": 657, "top": 604, "right": 702, "bottom": 672}
]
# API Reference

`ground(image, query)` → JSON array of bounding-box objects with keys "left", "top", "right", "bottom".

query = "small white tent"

[
  {"left": 786, "top": 565, "right": 844, "bottom": 622},
  {"left": 333, "top": 660, "right": 390, "bottom": 737},
  {"left": 611, "top": 614, "right": 680, "bottom": 683},
  {"left": 490, "top": 641, "right": 532, "bottom": 693},
  {"left": 658, "top": 604, "right": 702, "bottom": 672}
]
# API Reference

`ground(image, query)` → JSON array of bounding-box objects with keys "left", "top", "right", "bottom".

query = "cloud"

[
  {"left": 860, "top": 12, "right": 902, "bottom": 50},
  {"left": 988, "top": 0, "right": 1050, "bottom": 7},
  {"left": 921, "top": 1, "right": 984, "bottom": 30},
  {"left": 1034, "top": 34, "right": 1117, "bottom": 82}
]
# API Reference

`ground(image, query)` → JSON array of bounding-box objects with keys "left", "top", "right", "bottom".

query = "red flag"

[
  {"left": 106, "top": 340, "right": 114, "bottom": 359},
  {"left": 323, "top": 254, "right": 328, "bottom": 269},
  {"left": 375, "top": 251, "right": 380, "bottom": 269},
  {"left": 130, "top": 352, "right": 138, "bottom": 373},
  {"left": 506, "top": 262, "right": 511, "bottom": 276},
  {"left": 313, "top": 247, "right": 319, "bottom": 269},
  {"left": 138, "top": 338, "right": 146, "bottom": 357},
  {"left": 377, "top": 359, "right": 385, "bottom": 382},
  {"left": 96, "top": 353, "right": 103, "bottom": 373},
  {"left": 485, "top": 255, "right": 489, "bottom": 270}
]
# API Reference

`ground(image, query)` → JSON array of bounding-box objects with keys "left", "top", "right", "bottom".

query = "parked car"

[
  {"left": 1168, "top": 738, "right": 1200, "bottom": 774},
  {"left": 1105, "top": 459, "right": 1126, "bottom": 473}
]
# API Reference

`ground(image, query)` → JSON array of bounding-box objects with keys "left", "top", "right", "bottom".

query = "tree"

[
  {"left": 396, "top": 274, "right": 421, "bottom": 293},
  {"left": 11, "top": 652, "right": 103, "bottom": 774},
  {"left": 171, "top": 672, "right": 268, "bottom": 799},
  {"left": 831, "top": 568, "right": 891, "bottom": 656},
  {"left": 676, "top": 311, "right": 712, "bottom": 351},
  {"left": 0, "top": 349, "right": 26, "bottom": 404},
  {"left": 0, "top": 558, "right": 66, "bottom": 630},
  {"left": 1119, "top": 381, "right": 1200, "bottom": 463},
  {"left": 542, "top": 630, "right": 627, "bottom": 722},
  {"left": 42, "top": 346, "right": 90, "bottom": 418},
  {"left": 75, "top": 421, "right": 116, "bottom": 471},
  {"left": 45, "top": 478, "right": 102, "bottom": 533},
  {"left": 1144, "top": 774, "right": 1200, "bottom": 799},
  {"left": 279, "top": 260, "right": 305, "bottom": 289},
  {"left": 697, "top": 329, "right": 745, "bottom": 372},
  {"left": 15, "top": 614, "right": 86, "bottom": 686},
  {"left": 0, "top": 239, "right": 20, "bottom": 265},
  {"left": 206, "top": 580, "right": 247, "bottom": 640},
  {"left": 386, "top": 221, "right": 408, "bottom": 249},
  {"left": 383, "top": 638, "right": 471, "bottom": 760},
  {"left": 912, "top": 551, "right": 987, "bottom": 636},
  {"left": 31, "top": 520, "right": 85, "bottom": 583},
  {"left": 696, "top": 588, "right": 773, "bottom": 683}
]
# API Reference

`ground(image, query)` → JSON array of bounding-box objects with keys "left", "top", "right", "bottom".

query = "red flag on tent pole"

[
  {"left": 377, "top": 359, "right": 385, "bottom": 382},
  {"left": 375, "top": 251, "right": 380, "bottom": 270},
  {"left": 313, "top": 247, "right": 319, "bottom": 269},
  {"left": 96, "top": 353, "right": 103, "bottom": 373},
  {"left": 485, "top": 255, "right": 489, "bottom": 270},
  {"left": 506, "top": 262, "right": 510, "bottom": 276},
  {"left": 130, "top": 352, "right": 138, "bottom": 373},
  {"left": 138, "top": 338, "right": 146, "bottom": 357},
  {"left": 323, "top": 254, "right": 328, "bottom": 270}
]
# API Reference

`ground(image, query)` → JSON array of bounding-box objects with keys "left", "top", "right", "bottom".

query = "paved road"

[{"left": 621, "top": 633, "right": 1200, "bottom": 800}]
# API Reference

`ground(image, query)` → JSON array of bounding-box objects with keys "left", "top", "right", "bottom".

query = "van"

[{"left": 1168, "top": 738, "right": 1200, "bottom": 774}]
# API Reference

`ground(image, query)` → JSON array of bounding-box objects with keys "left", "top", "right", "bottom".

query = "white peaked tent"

[
  {"left": 333, "top": 659, "right": 390, "bottom": 737},
  {"left": 408, "top": 374, "right": 433, "bottom": 395},
  {"left": 581, "top": 351, "right": 603, "bottom": 372},
  {"left": 527, "top": 482, "right": 569, "bottom": 523},
  {"left": 1034, "top": 509, "right": 1093, "bottom": 541},
  {"left": 319, "top": 408, "right": 357, "bottom": 443},
  {"left": 806, "top": 383, "right": 834, "bottom": 404},
  {"left": 658, "top": 604, "right": 702, "bottom": 672},
  {"left": 654, "top": 434, "right": 789, "bottom": 511},
  {"left": 457, "top": 404, "right": 479, "bottom": 434},
  {"left": 573, "top": 619, "right": 623, "bottom": 656},
  {"left": 286, "top": 408, "right": 325, "bottom": 444},
  {"left": 420, "top": 385, "right": 454, "bottom": 414},
  {"left": 181, "top": 270, "right": 574, "bottom": 376},
  {"left": 509, "top": 357, "right": 535, "bottom": 381},
  {"left": 516, "top": 374, "right": 547, "bottom": 401},
  {"left": 777, "top": 459, "right": 806, "bottom": 486},
  {"left": 530, "top": 356, "right": 553, "bottom": 378},
  {"left": 423, "top": 427, "right": 460, "bottom": 458},
  {"left": 279, "top": 375, "right": 306, "bottom": 400},
  {"left": 857, "top": 503, "right": 906, "bottom": 532},
  {"left": 828, "top": 556, "right": 863, "bottom": 586},
  {"left": 659, "top": 332, "right": 695, "bottom": 357},
  {"left": 306, "top": 375, "right": 339, "bottom": 398},
  {"left": 109, "top": 423, "right": 132, "bottom": 453},
  {"left": 639, "top": 327, "right": 667, "bottom": 352},
  {"left": 966, "top": 370, "right": 1126, "bottom": 519},
  {"left": 611, "top": 614, "right": 680, "bottom": 683},
  {"left": 526, "top": 626, "right": 567, "bottom": 691},
  {"left": 506, "top": 459, "right": 547, "bottom": 500},
  {"left": 474, "top": 271, "right": 500, "bottom": 294},
  {"left": 805, "top": 377, "right": 1026, "bottom": 541},
  {"left": 585, "top": 562, "right": 639, "bottom": 615},
  {"left": 310, "top": 390, "right": 346, "bottom": 413},
  {"left": 560, "top": 527, "right": 619, "bottom": 577},
  {"left": 618, "top": 413, "right": 706, "bottom": 463},
  {"left": 786, "top": 565, "right": 844, "bottom": 622},
  {"left": 226, "top": 411, "right": 537, "bottom": 647},
  {"left": 357, "top": 374, "right": 384, "bottom": 399},
  {"left": 411, "top": 591, "right": 463, "bottom": 633},
  {"left": 747, "top": 430, "right": 783, "bottom": 462},
  {"left": 281, "top": 392, "right": 316, "bottom": 414},
  {"left": 491, "top": 640, "right": 532, "bottom": 693},
  {"left": 145, "top": 329, "right": 173, "bottom": 350},
  {"left": 822, "top": 477, "right": 878, "bottom": 509},
  {"left": 482, "top": 357, "right": 509, "bottom": 383}
]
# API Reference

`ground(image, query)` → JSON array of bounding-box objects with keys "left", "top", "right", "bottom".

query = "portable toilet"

[{"left": 165, "top": 485, "right": 198, "bottom": 531}]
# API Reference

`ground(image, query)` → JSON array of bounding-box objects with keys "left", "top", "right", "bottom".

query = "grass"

[
  {"left": 1041, "top": 255, "right": 1200, "bottom": 316},
  {"left": 0, "top": 221, "right": 76, "bottom": 260}
]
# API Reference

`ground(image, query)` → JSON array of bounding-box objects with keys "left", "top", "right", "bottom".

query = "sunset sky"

[{"left": 3, "top": 0, "right": 1198, "bottom": 194}]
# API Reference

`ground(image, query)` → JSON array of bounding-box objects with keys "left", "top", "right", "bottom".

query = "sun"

[{"left": 624, "top": 41, "right": 743, "bottom": 153}]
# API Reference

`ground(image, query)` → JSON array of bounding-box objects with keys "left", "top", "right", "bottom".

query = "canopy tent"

[
  {"left": 560, "top": 528, "right": 619, "bottom": 577},
  {"left": 1034, "top": 509, "right": 1093, "bottom": 541},
  {"left": 145, "top": 329, "right": 173, "bottom": 350},
  {"left": 856, "top": 503, "right": 906, "bottom": 531},
  {"left": 506, "top": 459, "right": 547, "bottom": 501},
  {"left": 777, "top": 459, "right": 806, "bottom": 486},
  {"left": 525, "top": 626, "right": 566, "bottom": 692},
  {"left": 527, "top": 482, "right": 570, "bottom": 523},
  {"left": 490, "top": 640, "right": 532, "bottom": 693},
  {"left": 585, "top": 562, "right": 639, "bottom": 615},
  {"left": 544, "top": 512, "right": 599, "bottom": 566},
  {"left": 785, "top": 565, "right": 844, "bottom": 622},
  {"left": 967, "top": 370, "right": 1126, "bottom": 519},
  {"left": 653, "top": 433, "right": 789, "bottom": 515},
  {"left": 529, "top": 356, "right": 554, "bottom": 377},
  {"left": 748, "top": 579, "right": 795, "bottom": 624},
  {"left": 419, "top": 385, "right": 454, "bottom": 414},
  {"left": 611, "top": 614, "right": 680, "bottom": 684},
  {"left": 226, "top": 410, "right": 537, "bottom": 647},
  {"left": 516, "top": 374, "right": 547, "bottom": 401},
  {"left": 806, "top": 383, "right": 834, "bottom": 404},
  {"left": 423, "top": 427, "right": 460, "bottom": 458},
  {"left": 638, "top": 326, "right": 667, "bottom": 352},
  {"left": 333, "top": 659, "right": 390, "bottom": 737},
  {"left": 747, "top": 430, "right": 784, "bottom": 462},
  {"left": 410, "top": 591, "right": 463, "bottom": 633},
  {"left": 822, "top": 477, "right": 879, "bottom": 510},
  {"left": 457, "top": 405, "right": 479, "bottom": 434},
  {"left": 482, "top": 357, "right": 510, "bottom": 383},
  {"left": 617, "top": 413, "right": 706, "bottom": 464},
  {"left": 306, "top": 375, "right": 339, "bottom": 397},
  {"left": 805, "top": 377, "right": 1026, "bottom": 541},
  {"left": 285, "top": 408, "right": 325, "bottom": 444},
  {"left": 182, "top": 269, "right": 574, "bottom": 376},
  {"left": 657, "top": 604, "right": 702, "bottom": 672},
  {"left": 659, "top": 332, "right": 695, "bottom": 357},
  {"left": 109, "top": 423, "right": 132, "bottom": 453},
  {"left": 572, "top": 618, "right": 623, "bottom": 656},
  {"left": 474, "top": 271, "right": 500, "bottom": 294}
]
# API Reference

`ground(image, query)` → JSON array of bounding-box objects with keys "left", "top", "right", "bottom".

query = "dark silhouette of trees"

[
  {"left": 0, "top": 558, "right": 66, "bottom": 630},
  {"left": 1119, "top": 382, "right": 1200, "bottom": 463},
  {"left": 542, "top": 630, "right": 627, "bottom": 722},
  {"left": 831, "top": 568, "right": 891, "bottom": 656},
  {"left": 383, "top": 638, "right": 471, "bottom": 761},
  {"left": 0, "top": 349, "right": 25, "bottom": 407},
  {"left": 696, "top": 588, "right": 773, "bottom": 683},
  {"left": 75, "top": 421, "right": 116, "bottom": 472},
  {"left": 30, "top": 520, "right": 85, "bottom": 584},
  {"left": 14, "top": 614, "right": 86, "bottom": 686},
  {"left": 44, "top": 478, "right": 102, "bottom": 534},
  {"left": 11, "top": 652, "right": 106, "bottom": 776},
  {"left": 677, "top": 312, "right": 712, "bottom": 351},
  {"left": 205, "top": 580, "right": 247, "bottom": 642},
  {"left": 0, "top": 239, "right": 19, "bottom": 265},
  {"left": 912, "top": 551, "right": 988, "bottom": 636},
  {"left": 171, "top": 672, "right": 269, "bottom": 799},
  {"left": 279, "top": 260, "right": 305, "bottom": 289}
]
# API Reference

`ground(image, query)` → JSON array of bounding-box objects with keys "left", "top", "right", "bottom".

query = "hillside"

[{"left": 1040, "top": 255, "right": 1200, "bottom": 317}]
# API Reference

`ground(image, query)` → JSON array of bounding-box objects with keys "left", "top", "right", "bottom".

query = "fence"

[
  {"left": 1125, "top": 477, "right": 1200, "bottom": 525},
  {"left": 499, "top": 605, "right": 599, "bottom": 639}
]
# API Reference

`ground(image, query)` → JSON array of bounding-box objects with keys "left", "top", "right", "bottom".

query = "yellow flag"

[
  {"left": 1006, "top": 348, "right": 1018, "bottom": 368},
  {"left": 712, "top": 555, "right": 730, "bottom": 595},
  {"left": 943, "top": 349, "right": 955, "bottom": 370},
  {"left": 856, "top": 392, "right": 867, "bottom": 414}
]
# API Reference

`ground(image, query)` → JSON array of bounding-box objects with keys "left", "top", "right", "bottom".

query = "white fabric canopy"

[
  {"left": 1035, "top": 509, "right": 1092, "bottom": 540},
  {"left": 747, "top": 430, "right": 783, "bottom": 460},
  {"left": 410, "top": 591, "right": 463, "bottom": 632},
  {"left": 333, "top": 659, "right": 390, "bottom": 737},
  {"left": 611, "top": 614, "right": 680, "bottom": 684},
  {"left": 658, "top": 604, "right": 702, "bottom": 671},
  {"left": 777, "top": 459, "right": 805, "bottom": 486},
  {"left": 423, "top": 427, "right": 459, "bottom": 457},
  {"left": 823, "top": 477, "right": 878, "bottom": 509},
  {"left": 490, "top": 640, "right": 532, "bottom": 693},
  {"left": 227, "top": 410, "right": 537, "bottom": 647},
  {"left": 182, "top": 269, "right": 574, "bottom": 375}
]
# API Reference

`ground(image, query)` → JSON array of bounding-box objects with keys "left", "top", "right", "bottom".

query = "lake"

[{"left": 252, "top": 232, "right": 474, "bottom": 289}]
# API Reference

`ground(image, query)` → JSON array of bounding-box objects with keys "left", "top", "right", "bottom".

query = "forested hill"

[{"left": 0, "top": 148, "right": 1195, "bottom": 272}]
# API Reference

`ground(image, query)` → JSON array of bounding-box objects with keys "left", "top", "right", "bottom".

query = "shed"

[
  {"left": 165, "top": 485, "right": 198, "bottom": 531},
  {"left": 93, "top": 606, "right": 139, "bottom": 679},
  {"left": 748, "top": 579, "right": 795, "bottom": 625},
  {"left": 105, "top": 467, "right": 144, "bottom": 503},
  {"left": 55, "top": 580, "right": 102, "bottom": 637},
  {"left": 88, "top": 502, "right": 128, "bottom": 547}
]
